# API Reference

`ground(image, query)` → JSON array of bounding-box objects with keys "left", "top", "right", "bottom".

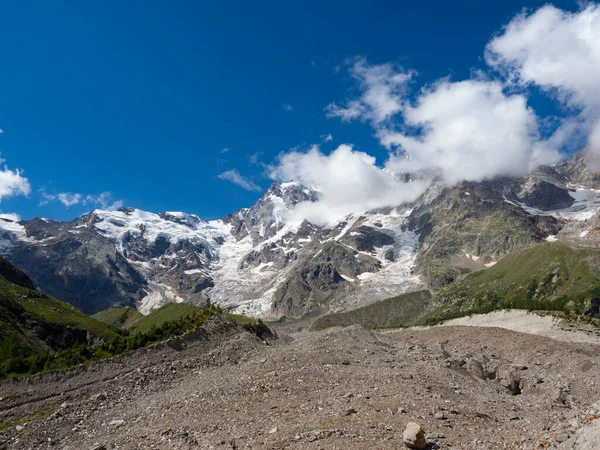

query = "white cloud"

[
  {"left": 218, "top": 169, "right": 261, "bottom": 192},
  {"left": 282, "top": 102, "right": 293, "bottom": 112},
  {"left": 84, "top": 192, "right": 123, "bottom": 210},
  {"left": 0, "top": 156, "right": 31, "bottom": 202},
  {"left": 0, "top": 129, "right": 4, "bottom": 135},
  {"left": 57, "top": 192, "right": 82, "bottom": 207},
  {"left": 326, "top": 57, "right": 415, "bottom": 124},
  {"left": 380, "top": 79, "right": 561, "bottom": 184},
  {"left": 40, "top": 190, "right": 122, "bottom": 210},
  {"left": 269, "top": 144, "right": 429, "bottom": 225},
  {"left": 220, "top": 147, "right": 230, "bottom": 154},
  {"left": 266, "top": 6, "right": 600, "bottom": 227},
  {"left": 320, "top": 133, "right": 333, "bottom": 143},
  {"left": 486, "top": 4, "right": 600, "bottom": 153}
]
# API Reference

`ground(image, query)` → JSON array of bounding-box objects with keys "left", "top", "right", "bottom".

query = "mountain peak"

[{"left": 265, "top": 181, "right": 319, "bottom": 206}]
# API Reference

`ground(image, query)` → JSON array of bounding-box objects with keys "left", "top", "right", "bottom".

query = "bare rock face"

[
  {"left": 407, "top": 178, "right": 564, "bottom": 289},
  {"left": 223, "top": 181, "right": 319, "bottom": 243},
  {"left": 339, "top": 225, "right": 395, "bottom": 252},
  {"left": 518, "top": 177, "right": 575, "bottom": 211},
  {"left": 270, "top": 241, "right": 382, "bottom": 317},
  {"left": 403, "top": 422, "right": 427, "bottom": 449},
  {"left": 556, "top": 149, "right": 600, "bottom": 189}
]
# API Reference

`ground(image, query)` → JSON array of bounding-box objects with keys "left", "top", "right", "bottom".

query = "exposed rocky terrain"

[{"left": 2, "top": 315, "right": 600, "bottom": 449}]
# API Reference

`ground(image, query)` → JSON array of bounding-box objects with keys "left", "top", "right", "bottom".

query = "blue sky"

[{"left": 0, "top": 0, "right": 593, "bottom": 221}]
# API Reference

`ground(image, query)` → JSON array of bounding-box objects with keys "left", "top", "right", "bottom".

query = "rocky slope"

[
  {"left": 1, "top": 316, "right": 599, "bottom": 449},
  {"left": 2, "top": 151, "right": 600, "bottom": 319}
]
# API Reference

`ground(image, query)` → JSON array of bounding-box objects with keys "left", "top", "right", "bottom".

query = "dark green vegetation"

[
  {"left": 311, "top": 290, "right": 432, "bottom": 331},
  {"left": 429, "top": 242, "right": 600, "bottom": 322},
  {"left": 92, "top": 305, "right": 144, "bottom": 329},
  {"left": 313, "top": 242, "right": 600, "bottom": 331},
  {"left": 127, "top": 303, "right": 272, "bottom": 338},
  {"left": 0, "top": 305, "right": 213, "bottom": 378},
  {"left": 1, "top": 301, "right": 271, "bottom": 379},
  {"left": 0, "top": 260, "right": 122, "bottom": 377},
  {"left": 128, "top": 303, "right": 206, "bottom": 334}
]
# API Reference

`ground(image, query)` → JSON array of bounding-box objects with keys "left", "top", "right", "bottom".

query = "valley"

[
  {"left": 3, "top": 152, "right": 600, "bottom": 449},
  {"left": 2, "top": 314, "right": 600, "bottom": 449}
]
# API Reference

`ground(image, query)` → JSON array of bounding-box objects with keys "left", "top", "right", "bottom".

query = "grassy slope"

[
  {"left": 92, "top": 306, "right": 144, "bottom": 329},
  {"left": 130, "top": 303, "right": 271, "bottom": 336},
  {"left": 0, "top": 276, "right": 121, "bottom": 356},
  {"left": 311, "top": 242, "right": 600, "bottom": 331},
  {"left": 311, "top": 290, "right": 433, "bottom": 331},
  {"left": 129, "top": 304, "right": 203, "bottom": 334},
  {"left": 436, "top": 242, "right": 600, "bottom": 318}
]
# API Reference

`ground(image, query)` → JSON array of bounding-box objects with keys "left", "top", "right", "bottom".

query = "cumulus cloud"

[
  {"left": 486, "top": 4, "right": 600, "bottom": 153},
  {"left": 270, "top": 5, "right": 600, "bottom": 225},
  {"left": 380, "top": 79, "right": 561, "bottom": 183},
  {"left": 269, "top": 144, "right": 429, "bottom": 225},
  {"left": 325, "top": 59, "right": 561, "bottom": 185},
  {"left": 326, "top": 57, "right": 415, "bottom": 124},
  {"left": 0, "top": 156, "right": 31, "bottom": 202},
  {"left": 320, "top": 133, "right": 333, "bottom": 143},
  {"left": 218, "top": 169, "right": 261, "bottom": 192}
]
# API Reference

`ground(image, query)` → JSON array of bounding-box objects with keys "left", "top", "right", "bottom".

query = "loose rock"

[{"left": 403, "top": 422, "right": 427, "bottom": 450}]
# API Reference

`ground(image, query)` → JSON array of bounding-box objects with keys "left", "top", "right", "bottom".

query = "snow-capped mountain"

[{"left": 3, "top": 150, "right": 600, "bottom": 318}]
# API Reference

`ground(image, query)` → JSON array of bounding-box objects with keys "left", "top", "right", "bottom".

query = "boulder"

[{"left": 403, "top": 422, "right": 427, "bottom": 449}]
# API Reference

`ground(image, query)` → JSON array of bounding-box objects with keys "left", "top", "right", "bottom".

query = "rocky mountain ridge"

[{"left": 2, "top": 150, "right": 600, "bottom": 318}]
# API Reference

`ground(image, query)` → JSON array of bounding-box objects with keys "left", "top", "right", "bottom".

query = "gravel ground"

[
  {"left": 1, "top": 316, "right": 600, "bottom": 449},
  {"left": 434, "top": 310, "right": 600, "bottom": 345}
]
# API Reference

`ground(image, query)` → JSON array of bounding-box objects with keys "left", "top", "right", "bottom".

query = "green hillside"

[
  {"left": 312, "top": 242, "right": 600, "bottom": 332},
  {"left": 311, "top": 290, "right": 433, "bottom": 331},
  {"left": 129, "top": 303, "right": 271, "bottom": 337},
  {"left": 0, "top": 278, "right": 121, "bottom": 356},
  {"left": 129, "top": 303, "right": 204, "bottom": 334},
  {"left": 92, "top": 306, "right": 144, "bottom": 329},
  {"left": 432, "top": 242, "right": 600, "bottom": 321},
  {"left": 0, "top": 263, "right": 123, "bottom": 378}
]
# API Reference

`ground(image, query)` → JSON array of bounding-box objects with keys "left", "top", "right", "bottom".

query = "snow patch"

[
  {"left": 0, "top": 214, "right": 29, "bottom": 249},
  {"left": 138, "top": 282, "right": 185, "bottom": 315},
  {"left": 93, "top": 209, "right": 227, "bottom": 257},
  {"left": 184, "top": 269, "right": 204, "bottom": 275}
]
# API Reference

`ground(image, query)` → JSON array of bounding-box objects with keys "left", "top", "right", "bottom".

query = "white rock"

[{"left": 403, "top": 422, "right": 427, "bottom": 449}]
